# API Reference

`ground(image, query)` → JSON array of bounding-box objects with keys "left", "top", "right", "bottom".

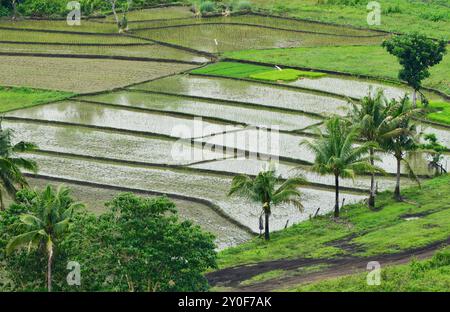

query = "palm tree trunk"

[
  {"left": 412, "top": 89, "right": 417, "bottom": 108},
  {"left": 0, "top": 190, "right": 4, "bottom": 210},
  {"left": 264, "top": 211, "right": 270, "bottom": 241},
  {"left": 368, "top": 147, "right": 375, "bottom": 209},
  {"left": 394, "top": 156, "right": 402, "bottom": 201},
  {"left": 334, "top": 174, "right": 340, "bottom": 218},
  {"left": 47, "top": 246, "right": 53, "bottom": 292}
]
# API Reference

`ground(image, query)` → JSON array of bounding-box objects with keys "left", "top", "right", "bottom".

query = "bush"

[
  {"left": 200, "top": 1, "right": 216, "bottom": 14},
  {"left": 0, "top": 5, "right": 8, "bottom": 17},
  {"left": 236, "top": 0, "right": 252, "bottom": 12},
  {"left": 18, "top": 0, "right": 66, "bottom": 17}
]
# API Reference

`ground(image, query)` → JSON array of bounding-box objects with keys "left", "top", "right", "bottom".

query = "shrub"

[
  {"left": 18, "top": 0, "right": 66, "bottom": 17},
  {"left": 200, "top": 1, "right": 216, "bottom": 14},
  {"left": 237, "top": 0, "right": 251, "bottom": 12}
]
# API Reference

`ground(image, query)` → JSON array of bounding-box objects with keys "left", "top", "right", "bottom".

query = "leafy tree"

[
  {"left": 228, "top": 164, "right": 306, "bottom": 240},
  {"left": 62, "top": 193, "right": 217, "bottom": 291},
  {"left": 0, "top": 121, "right": 37, "bottom": 210},
  {"left": 379, "top": 97, "right": 421, "bottom": 200},
  {"left": 5, "top": 186, "right": 83, "bottom": 292},
  {"left": 302, "top": 117, "right": 382, "bottom": 218},
  {"left": 382, "top": 33, "right": 447, "bottom": 107}
]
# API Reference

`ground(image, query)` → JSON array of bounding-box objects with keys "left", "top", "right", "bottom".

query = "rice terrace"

[{"left": 0, "top": 0, "right": 449, "bottom": 295}]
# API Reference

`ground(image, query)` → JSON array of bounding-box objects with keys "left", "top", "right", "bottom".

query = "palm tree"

[
  {"left": 347, "top": 89, "right": 389, "bottom": 208},
  {"left": 379, "top": 97, "right": 421, "bottom": 200},
  {"left": 228, "top": 164, "right": 306, "bottom": 240},
  {"left": 0, "top": 121, "right": 38, "bottom": 210},
  {"left": 302, "top": 117, "right": 383, "bottom": 218},
  {"left": 6, "top": 185, "right": 83, "bottom": 292}
]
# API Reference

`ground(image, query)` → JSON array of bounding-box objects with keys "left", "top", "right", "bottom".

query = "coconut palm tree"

[
  {"left": 6, "top": 185, "right": 83, "bottom": 292},
  {"left": 0, "top": 121, "right": 38, "bottom": 210},
  {"left": 228, "top": 164, "right": 306, "bottom": 240},
  {"left": 379, "top": 97, "right": 421, "bottom": 200},
  {"left": 302, "top": 117, "right": 383, "bottom": 218}
]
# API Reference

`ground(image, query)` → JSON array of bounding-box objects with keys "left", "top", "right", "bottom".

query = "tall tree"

[
  {"left": 379, "top": 97, "right": 421, "bottom": 200},
  {"left": 228, "top": 164, "right": 306, "bottom": 240},
  {"left": 382, "top": 33, "right": 447, "bottom": 107},
  {"left": 302, "top": 117, "right": 382, "bottom": 218},
  {"left": 0, "top": 121, "right": 37, "bottom": 210},
  {"left": 6, "top": 186, "right": 83, "bottom": 292}
]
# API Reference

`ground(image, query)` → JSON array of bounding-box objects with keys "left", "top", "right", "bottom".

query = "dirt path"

[{"left": 207, "top": 237, "right": 450, "bottom": 292}]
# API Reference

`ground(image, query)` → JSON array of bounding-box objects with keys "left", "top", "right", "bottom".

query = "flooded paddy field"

[
  {"left": 188, "top": 158, "right": 418, "bottom": 192},
  {"left": 131, "top": 75, "right": 349, "bottom": 116},
  {"left": 5, "top": 101, "right": 241, "bottom": 138},
  {"left": 0, "top": 20, "right": 117, "bottom": 33},
  {"left": 23, "top": 153, "right": 365, "bottom": 233},
  {"left": 134, "top": 24, "right": 383, "bottom": 53},
  {"left": 24, "top": 177, "right": 251, "bottom": 250},
  {"left": 4, "top": 121, "right": 231, "bottom": 165},
  {"left": 194, "top": 128, "right": 447, "bottom": 175},
  {"left": 78, "top": 90, "right": 322, "bottom": 131},
  {"left": 0, "top": 42, "right": 209, "bottom": 63},
  {"left": 0, "top": 56, "right": 195, "bottom": 93},
  {"left": 130, "top": 14, "right": 384, "bottom": 37},
  {"left": 0, "top": 28, "right": 146, "bottom": 44}
]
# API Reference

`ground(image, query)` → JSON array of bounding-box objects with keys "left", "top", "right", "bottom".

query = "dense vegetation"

[{"left": 0, "top": 190, "right": 217, "bottom": 291}]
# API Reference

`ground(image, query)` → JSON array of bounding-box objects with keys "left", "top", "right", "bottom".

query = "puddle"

[
  {"left": 79, "top": 90, "right": 322, "bottom": 131},
  {"left": 6, "top": 101, "right": 241, "bottom": 138},
  {"left": 131, "top": 75, "right": 349, "bottom": 116}
]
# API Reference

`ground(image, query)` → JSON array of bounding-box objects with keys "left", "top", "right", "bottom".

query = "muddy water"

[
  {"left": 189, "top": 158, "right": 418, "bottom": 192},
  {"left": 23, "top": 153, "right": 365, "bottom": 233},
  {"left": 289, "top": 77, "right": 410, "bottom": 100},
  {"left": 131, "top": 75, "right": 349, "bottom": 116},
  {"left": 6, "top": 101, "right": 241, "bottom": 138},
  {"left": 4, "top": 121, "right": 231, "bottom": 165},
  {"left": 25, "top": 177, "right": 250, "bottom": 250},
  {"left": 78, "top": 90, "right": 322, "bottom": 131}
]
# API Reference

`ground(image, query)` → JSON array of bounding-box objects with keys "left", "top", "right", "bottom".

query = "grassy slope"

[
  {"left": 217, "top": 175, "right": 450, "bottom": 269},
  {"left": 248, "top": 0, "right": 450, "bottom": 38},
  {"left": 0, "top": 86, "right": 74, "bottom": 112},
  {"left": 224, "top": 45, "right": 450, "bottom": 96},
  {"left": 281, "top": 247, "right": 450, "bottom": 292},
  {"left": 427, "top": 101, "right": 450, "bottom": 125}
]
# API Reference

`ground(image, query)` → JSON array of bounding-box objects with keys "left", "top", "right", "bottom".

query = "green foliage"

[
  {"left": 199, "top": 1, "right": 216, "bottom": 14},
  {"left": 236, "top": 0, "right": 251, "bottom": 11},
  {"left": 0, "top": 191, "right": 217, "bottom": 291},
  {"left": 382, "top": 33, "right": 447, "bottom": 91}
]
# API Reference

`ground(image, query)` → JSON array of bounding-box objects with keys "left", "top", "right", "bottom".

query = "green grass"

[
  {"left": 191, "top": 62, "right": 272, "bottom": 78},
  {"left": 426, "top": 101, "right": 450, "bottom": 125},
  {"left": 249, "top": 69, "right": 326, "bottom": 81},
  {"left": 217, "top": 175, "right": 450, "bottom": 269},
  {"left": 280, "top": 247, "right": 450, "bottom": 292},
  {"left": 224, "top": 45, "right": 450, "bottom": 96},
  {"left": 191, "top": 62, "right": 326, "bottom": 82},
  {"left": 248, "top": 0, "right": 450, "bottom": 38},
  {"left": 0, "top": 86, "right": 74, "bottom": 112}
]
